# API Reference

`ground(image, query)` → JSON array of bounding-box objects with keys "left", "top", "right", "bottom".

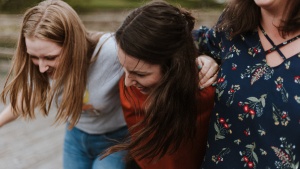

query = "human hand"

[{"left": 197, "top": 55, "right": 219, "bottom": 89}]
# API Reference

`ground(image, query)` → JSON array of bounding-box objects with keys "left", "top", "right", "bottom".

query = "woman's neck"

[
  {"left": 260, "top": 4, "right": 300, "bottom": 41},
  {"left": 260, "top": 8, "right": 282, "bottom": 36}
]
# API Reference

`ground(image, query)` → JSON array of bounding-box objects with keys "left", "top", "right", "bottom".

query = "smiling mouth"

[
  {"left": 46, "top": 69, "right": 55, "bottom": 78},
  {"left": 135, "top": 85, "right": 149, "bottom": 94}
]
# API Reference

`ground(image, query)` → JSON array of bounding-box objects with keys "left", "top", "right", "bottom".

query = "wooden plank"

[{"left": 0, "top": 47, "right": 14, "bottom": 57}]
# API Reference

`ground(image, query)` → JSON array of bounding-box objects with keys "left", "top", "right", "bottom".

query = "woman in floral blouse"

[{"left": 193, "top": 0, "right": 300, "bottom": 168}]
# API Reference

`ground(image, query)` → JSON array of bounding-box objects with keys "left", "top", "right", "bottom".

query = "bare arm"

[{"left": 0, "top": 104, "right": 19, "bottom": 127}]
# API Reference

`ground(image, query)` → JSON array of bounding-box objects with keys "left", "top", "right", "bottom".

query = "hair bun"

[{"left": 179, "top": 9, "right": 195, "bottom": 32}]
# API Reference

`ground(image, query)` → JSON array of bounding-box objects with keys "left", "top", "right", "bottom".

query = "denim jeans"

[{"left": 63, "top": 125, "right": 128, "bottom": 169}]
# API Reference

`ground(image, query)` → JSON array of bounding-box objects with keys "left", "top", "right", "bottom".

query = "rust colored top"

[{"left": 119, "top": 76, "right": 215, "bottom": 169}]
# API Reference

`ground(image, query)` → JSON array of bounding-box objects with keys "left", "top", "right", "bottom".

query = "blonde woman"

[{"left": 0, "top": 0, "right": 127, "bottom": 168}]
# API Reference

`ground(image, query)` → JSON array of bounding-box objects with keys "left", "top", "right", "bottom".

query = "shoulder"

[
  {"left": 92, "top": 33, "right": 117, "bottom": 57},
  {"left": 97, "top": 33, "right": 117, "bottom": 51},
  {"left": 90, "top": 32, "right": 116, "bottom": 48},
  {"left": 99, "top": 32, "right": 115, "bottom": 42}
]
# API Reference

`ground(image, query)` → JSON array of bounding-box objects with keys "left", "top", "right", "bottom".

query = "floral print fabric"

[{"left": 193, "top": 26, "right": 300, "bottom": 169}]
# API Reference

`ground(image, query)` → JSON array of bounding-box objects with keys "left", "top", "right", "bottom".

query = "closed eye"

[
  {"left": 45, "top": 56, "right": 57, "bottom": 61},
  {"left": 29, "top": 55, "right": 38, "bottom": 60},
  {"left": 130, "top": 71, "right": 147, "bottom": 77},
  {"left": 136, "top": 73, "right": 146, "bottom": 77}
]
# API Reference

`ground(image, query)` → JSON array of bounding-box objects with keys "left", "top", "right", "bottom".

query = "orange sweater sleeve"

[{"left": 119, "top": 76, "right": 215, "bottom": 169}]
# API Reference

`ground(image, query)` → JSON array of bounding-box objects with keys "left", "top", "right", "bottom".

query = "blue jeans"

[{"left": 63, "top": 125, "right": 128, "bottom": 169}]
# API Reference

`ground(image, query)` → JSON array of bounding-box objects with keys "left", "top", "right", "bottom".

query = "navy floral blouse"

[{"left": 193, "top": 26, "right": 300, "bottom": 169}]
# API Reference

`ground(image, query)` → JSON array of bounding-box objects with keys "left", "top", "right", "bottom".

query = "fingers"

[
  {"left": 199, "top": 63, "right": 218, "bottom": 84},
  {"left": 197, "top": 55, "right": 219, "bottom": 89},
  {"left": 196, "top": 56, "right": 203, "bottom": 70},
  {"left": 199, "top": 72, "right": 218, "bottom": 89}
]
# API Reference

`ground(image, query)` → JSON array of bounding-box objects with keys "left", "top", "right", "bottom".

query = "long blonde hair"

[{"left": 1, "top": 0, "right": 100, "bottom": 128}]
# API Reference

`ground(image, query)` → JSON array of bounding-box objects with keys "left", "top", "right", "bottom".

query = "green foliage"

[
  {"left": 68, "top": 0, "right": 224, "bottom": 12},
  {"left": 0, "top": 0, "right": 224, "bottom": 13},
  {"left": 0, "top": 0, "right": 41, "bottom": 13}
]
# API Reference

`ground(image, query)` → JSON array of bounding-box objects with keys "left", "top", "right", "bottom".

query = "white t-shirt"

[{"left": 75, "top": 33, "right": 126, "bottom": 134}]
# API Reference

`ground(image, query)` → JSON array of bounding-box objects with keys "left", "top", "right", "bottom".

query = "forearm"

[{"left": 0, "top": 104, "right": 19, "bottom": 127}]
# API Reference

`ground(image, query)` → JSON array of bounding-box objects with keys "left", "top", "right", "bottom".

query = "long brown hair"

[
  {"left": 105, "top": 0, "right": 199, "bottom": 160},
  {"left": 1, "top": 0, "right": 100, "bottom": 128},
  {"left": 217, "top": 0, "right": 300, "bottom": 37}
]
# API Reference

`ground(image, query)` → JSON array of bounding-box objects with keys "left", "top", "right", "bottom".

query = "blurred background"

[{"left": 0, "top": 0, "right": 223, "bottom": 168}]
